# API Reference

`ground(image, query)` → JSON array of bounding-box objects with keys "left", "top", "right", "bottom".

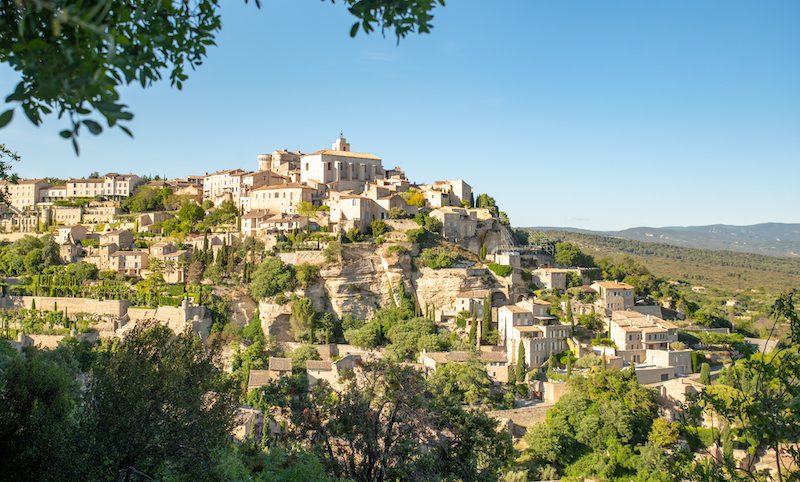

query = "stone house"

[
  {"left": 109, "top": 251, "right": 149, "bottom": 276},
  {"left": 498, "top": 299, "right": 569, "bottom": 370},
  {"left": 54, "top": 225, "right": 87, "bottom": 245},
  {"left": 248, "top": 183, "right": 315, "bottom": 214},
  {"left": 418, "top": 349, "right": 509, "bottom": 384},
  {"left": 609, "top": 311, "right": 679, "bottom": 364},
  {"left": 591, "top": 280, "right": 635, "bottom": 314},
  {"left": 532, "top": 268, "right": 570, "bottom": 291},
  {"left": 455, "top": 289, "right": 491, "bottom": 318},
  {"left": 327, "top": 192, "right": 386, "bottom": 233},
  {"left": 0, "top": 179, "right": 50, "bottom": 211},
  {"left": 52, "top": 206, "right": 82, "bottom": 225},
  {"left": 137, "top": 211, "right": 173, "bottom": 232},
  {"left": 82, "top": 201, "right": 120, "bottom": 224},
  {"left": 430, "top": 206, "right": 477, "bottom": 243},
  {"left": 100, "top": 229, "right": 134, "bottom": 250},
  {"left": 306, "top": 354, "right": 362, "bottom": 390}
]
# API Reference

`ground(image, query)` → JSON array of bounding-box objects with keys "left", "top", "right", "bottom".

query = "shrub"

[
  {"left": 388, "top": 207, "right": 407, "bottom": 219},
  {"left": 418, "top": 247, "right": 458, "bottom": 269},
  {"left": 323, "top": 241, "right": 341, "bottom": 263},
  {"left": 488, "top": 263, "right": 513, "bottom": 277},
  {"left": 370, "top": 219, "right": 389, "bottom": 237},
  {"left": 386, "top": 245, "right": 408, "bottom": 256},
  {"left": 405, "top": 228, "right": 424, "bottom": 243},
  {"left": 344, "top": 228, "right": 364, "bottom": 243},
  {"left": 295, "top": 263, "right": 320, "bottom": 289}
]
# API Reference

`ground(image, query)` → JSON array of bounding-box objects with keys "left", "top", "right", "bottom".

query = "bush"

[
  {"left": 344, "top": 228, "right": 363, "bottom": 243},
  {"left": 488, "top": 263, "right": 513, "bottom": 277},
  {"left": 370, "top": 219, "right": 389, "bottom": 237},
  {"left": 295, "top": 263, "right": 320, "bottom": 289},
  {"left": 323, "top": 241, "right": 341, "bottom": 263},
  {"left": 418, "top": 247, "right": 458, "bottom": 269},
  {"left": 386, "top": 245, "right": 408, "bottom": 256},
  {"left": 405, "top": 228, "right": 424, "bottom": 243},
  {"left": 388, "top": 207, "right": 407, "bottom": 219}
]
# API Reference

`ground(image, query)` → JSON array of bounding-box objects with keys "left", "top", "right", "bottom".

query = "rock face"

[
  {"left": 314, "top": 245, "right": 394, "bottom": 320},
  {"left": 412, "top": 267, "right": 499, "bottom": 315}
]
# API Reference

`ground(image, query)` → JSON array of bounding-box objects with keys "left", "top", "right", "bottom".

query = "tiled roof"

[
  {"left": 305, "top": 149, "right": 381, "bottom": 161},
  {"left": 248, "top": 370, "right": 272, "bottom": 388},
  {"left": 306, "top": 360, "right": 333, "bottom": 371},
  {"left": 269, "top": 357, "right": 292, "bottom": 372}
]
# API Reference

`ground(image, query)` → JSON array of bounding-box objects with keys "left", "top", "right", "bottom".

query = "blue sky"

[{"left": 1, "top": 0, "right": 798, "bottom": 230}]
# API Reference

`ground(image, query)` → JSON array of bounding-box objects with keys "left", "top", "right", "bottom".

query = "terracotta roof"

[
  {"left": 110, "top": 251, "right": 147, "bottom": 257},
  {"left": 514, "top": 325, "right": 544, "bottom": 333},
  {"left": 269, "top": 357, "right": 293, "bottom": 372},
  {"left": 502, "top": 305, "right": 530, "bottom": 314},
  {"left": 305, "top": 149, "right": 381, "bottom": 161},
  {"left": 456, "top": 289, "right": 490, "bottom": 299},
  {"left": 593, "top": 281, "right": 634, "bottom": 290},
  {"left": 68, "top": 178, "right": 105, "bottom": 183},
  {"left": 306, "top": 360, "right": 333, "bottom": 371},
  {"left": 203, "top": 168, "right": 246, "bottom": 178},
  {"left": 241, "top": 209, "right": 273, "bottom": 220},
  {"left": 252, "top": 183, "right": 315, "bottom": 191}
]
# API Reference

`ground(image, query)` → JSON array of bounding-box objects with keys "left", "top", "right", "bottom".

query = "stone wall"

[
  {"left": 277, "top": 251, "right": 327, "bottom": 266},
  {"left": 2, "top": 296, "right": 129, "bottom": 318}
]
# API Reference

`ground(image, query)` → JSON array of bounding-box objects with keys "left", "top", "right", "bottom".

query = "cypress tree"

[
  {"left": 468, "top": 312, "right": 477, "bottom": 345},
  {"left": 481, "top": 295, "right": 491, "bottom": 343},
  {"left": 565, "top": 298, "right": 574, "bottom": 334},
  {"left": 507, "top": 364, "right": 516, "bottom": 385},
  {"left": 699, "top": 362, "right": 711, "bottom": 385},
  {"left": 515, "top": 342, "right": 526, "bottom": 383}
]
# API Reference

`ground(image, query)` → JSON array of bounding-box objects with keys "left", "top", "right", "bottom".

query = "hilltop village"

[{"left": 0, "top": 135, "right": 786, "bottom": 478}]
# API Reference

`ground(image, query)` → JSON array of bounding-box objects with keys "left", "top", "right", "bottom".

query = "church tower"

[{"left": 332, "top": 132, "right": 350, "bottom": 152}]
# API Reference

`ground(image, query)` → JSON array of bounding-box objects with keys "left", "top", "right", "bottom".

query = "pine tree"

[{"left": 515, "top": 342, "right": 526, "bottom": 383}]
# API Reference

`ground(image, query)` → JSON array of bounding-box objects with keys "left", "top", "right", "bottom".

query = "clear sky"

[{"left": 1, "top": 1, "right": 798, "bottom": 230}]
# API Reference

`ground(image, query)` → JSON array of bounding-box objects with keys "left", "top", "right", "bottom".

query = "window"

[{"left": 305, "top": 163, "right": 309, "bottom": 171}]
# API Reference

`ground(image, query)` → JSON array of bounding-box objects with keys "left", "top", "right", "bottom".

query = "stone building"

[{"left": 300, "top": 135, "right": 384, "bottom": 193}]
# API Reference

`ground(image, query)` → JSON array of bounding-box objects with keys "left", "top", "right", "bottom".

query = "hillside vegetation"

[{"left": 525, "top": 230, "right": 800, "bottom": 294}]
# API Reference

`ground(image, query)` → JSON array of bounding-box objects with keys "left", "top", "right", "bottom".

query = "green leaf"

[
  {"left": 59, "top": 130, "right": 72, "bottom": 139},
  {"left": 350, "top": 22, "right": 360, "bottom": 37},
  {"left": 82, "top": 119, "right": 103, "bottom": 135},
  {"left": 119, "top": 125, "right": 133, "bottom": 138},
  {"left": 0, "top": 109, "right": 13, "bottom": 128}
]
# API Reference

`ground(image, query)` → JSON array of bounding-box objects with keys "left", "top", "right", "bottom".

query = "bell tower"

[{"left": 332, "top": 132, "right": 350, "bottom": 152}]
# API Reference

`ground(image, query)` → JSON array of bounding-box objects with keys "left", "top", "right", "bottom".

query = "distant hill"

[
  {"left": 522, "top": 229, "right": 800, "bottom": 294},
  {"left": 529, "top": 223, "right": 800, "bottom": 258}
]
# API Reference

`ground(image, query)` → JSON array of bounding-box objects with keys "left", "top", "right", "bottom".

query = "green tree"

[
  {"left": 79, "top": 321, "right": 237, "bottom": 480},
  {"left": 250, "top": 256, "right": 294, "bottom": 299},
  {"left": 515, "top": 342, "right": 527, "bottom": 382},
  {"left": 290, "top": 297, "right": 316, "bottom": 342},
  {"left": 565, "top": 298, "right": 574, "bottom": 334},
  {"left": 554, "top": 241, "right": 595, "bottom": 267},
  {"left": 0, "top": 349, "right": 79, "bottom": 481},
  {"left": 288, "top": 344, "right": 321, "bottom": 371},
  {"left": 0, "top": 1, "right": 444, "bottom": 150},
  {"left": 429, "top": 359, "right": 492, "bottom": 405},
  {"left": 479, "top": 243, "right": 487, "bottom": 260},
  {"left": 299, "top": 360, "right": 513, "bottom": 481},
  {"left": 0, "top": 144, "right": 19, "bottom": 205},
  {"left": 682, "top": 292, "right": 800, "bottom": 481},
  {"left": 481, "top": 295, "right": 491, "bottom": 343},
  {"left": 699, "top": 362, "right": 711, "bottom": 385},
  {"left": 468, "top": 311, "right": 477, "bottom": 345},
  {"left": 177, "top": 201, "right": 205, "bottom": 224}
]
